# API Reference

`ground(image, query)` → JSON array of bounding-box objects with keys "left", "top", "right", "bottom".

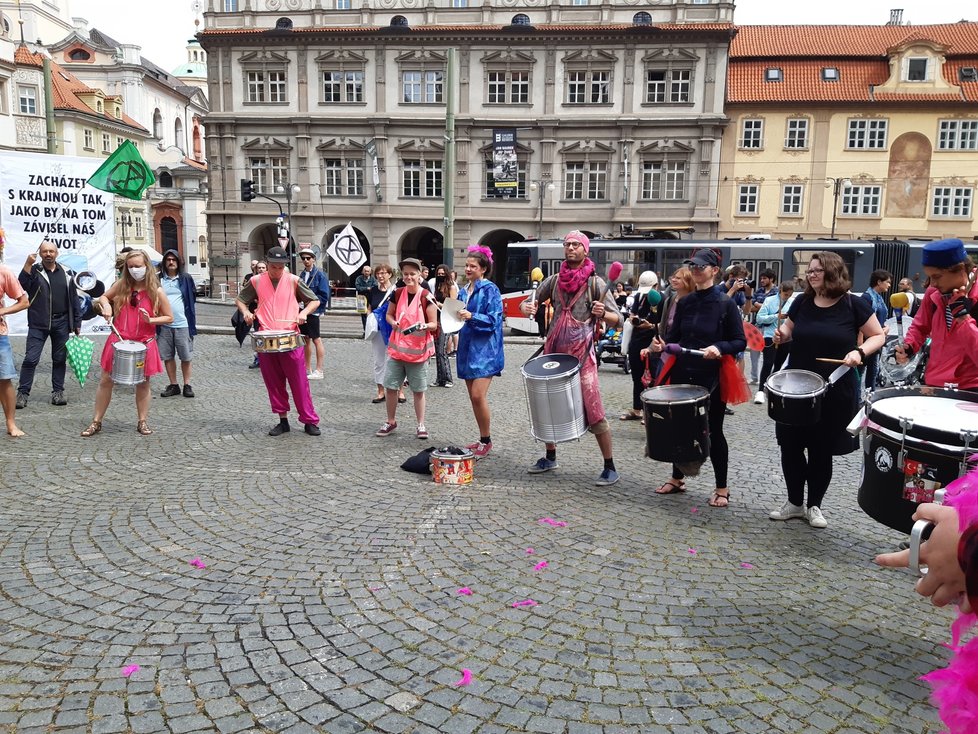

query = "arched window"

[
  {"left": 390, "top": 15, "right": 409, "bottom": 27},
  {"left": 69, "top": 48, "right": 91, "bottom": 61},
  {"left": 511, "top": 14, "right": 531, "bottom": 25},
  {"left": 158, "top": 171, "right": 173, "bottom": 188},
  {"left": 174, "top": 117, "right": 184, "bottom": 151},
  {"left": 632, "top": 12, "right": 652, "bottom": 25},
  {"left": 153, "top": 109, "right": 163, "bottom": 140}
]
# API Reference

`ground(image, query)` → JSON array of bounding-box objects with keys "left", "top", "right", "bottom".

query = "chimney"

[
  {"left": 887, "top": 9, "right": 904, "bottom": 25},
  {"left": 72, "top": 17, "right": 89, "bottom": 38}
]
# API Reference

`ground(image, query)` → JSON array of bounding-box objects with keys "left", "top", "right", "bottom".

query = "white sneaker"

[
  {"left": 753, "top": 390, "right": 766, "bottom": 405},
  {"left": 807, "top": 506, "right": 828, "bottom": 529},
  {"left": 308, "top": 370, "right": 324, "bottom": 380},
  {"left": 769, "top": 501, "right": 806, "bottom": 521}
]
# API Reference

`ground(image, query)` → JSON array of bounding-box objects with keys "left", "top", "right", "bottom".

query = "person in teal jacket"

[{"left": 456, "top": 245, "right": 504, "bottom": 459}]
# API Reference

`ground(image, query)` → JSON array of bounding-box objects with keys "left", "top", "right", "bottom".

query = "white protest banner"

[
  {"left": 0, "top": 151, "right": 116, "bottom": 335},
  {"left": 326, "top": 222, "right": 367, "bottom": 276}
]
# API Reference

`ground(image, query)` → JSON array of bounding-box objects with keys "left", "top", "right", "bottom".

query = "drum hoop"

[
  {"left": 641, "top": 394, "right": 709, "bottom": 407},
  {"left": 868, "top": 385, "right": 978, "bottom": 447},
  {"left": 521, "top": 353, "right": 581, "bottom": 379},
  {"left": 766, "top": 369, "right": 827, "bottom": 400},
  {"left": 868, "top": 423, "right": 974, "bottom": 457}
]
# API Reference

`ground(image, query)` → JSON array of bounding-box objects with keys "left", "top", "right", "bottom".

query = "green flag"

[{"left": 87, "top": 140, "right": 155, "bottom": 200}]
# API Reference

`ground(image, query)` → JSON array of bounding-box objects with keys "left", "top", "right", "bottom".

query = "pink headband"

[
  {"left": 564, "top": 230, "right": 590, "bottom": 253},
  {"left": 467, "top": 244, "right": 493, "bottom": 264}
]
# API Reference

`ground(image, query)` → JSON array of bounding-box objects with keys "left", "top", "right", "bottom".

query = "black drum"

[
  {"left": 641, "top": 385, "right": 711, "bottom": 465},
  {"left": 857, "top": 386, "right": 978, "bottom": 534},
  {"left": 765, "top": 369, "right": 827, "bottom": 426}
]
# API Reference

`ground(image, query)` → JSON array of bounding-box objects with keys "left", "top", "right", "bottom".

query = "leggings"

[
  {"left": 778, "top": 426, "right": 834, "bottom": 508},
  {"left": 672, "top": 385, "right": 728, "bottom": 488},
  {"left": 759, "top": 340, "right": 790, "bottom": 390}
]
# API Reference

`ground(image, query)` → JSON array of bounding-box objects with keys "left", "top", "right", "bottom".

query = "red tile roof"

[
  {"left": 14, "top": 45, "right": 44, "bottom": 67},
  {"left": 731, "top": 23, "right": 978, "bottom": 57},
  {"left": 198, "top": 22, "right": 734, "bottom": 37},
  {"left": 49, "top": 62, "right": 149, "bottom": 132}
]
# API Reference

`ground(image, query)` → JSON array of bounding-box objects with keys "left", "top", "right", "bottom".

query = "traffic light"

[{"left": 240, "top": 179, "right": 255, "bottom": 202}]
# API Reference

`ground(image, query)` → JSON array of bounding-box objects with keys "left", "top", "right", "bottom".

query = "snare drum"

[
  {"left": 641, "top": 385, "right": 711, "bottom": 466},
  {"left": 765, "top": 369, "right": 828, "bottom": 426},
  {"left": 857, "top": 386, "right": 978, "bottom": 533},
  {"left": 111, "top": 340, "right": 147, "bottom": 385},
  {"left": 251, "top": 329, "right": 302, "bottom": 353},
  {"left": 521, "top": 353, "right": 587, "bottom": 444}
]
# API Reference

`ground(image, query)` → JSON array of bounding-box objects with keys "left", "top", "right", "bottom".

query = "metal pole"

[
  {"left": 830, "top": 178, "right": 843, "bottom": 239},
  {"left": 442, "top": 48, "right": 457, "bottom": 268},
  {"left": 286, "top": 186, "right": 296, "bottom": 273},
  {"left": 537, "top": 184, "right": 544, "bottom": 239},
  {"left": 42, "top": 57, "right": 56, "bottom": 154}
]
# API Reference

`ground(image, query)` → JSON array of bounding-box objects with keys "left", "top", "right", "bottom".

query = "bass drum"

[
  {"left": 521, "top": 353, "right": 587, "bottom": 444},
  {"left": 641, "top": 385, "right": 711, "bottom": 465}
]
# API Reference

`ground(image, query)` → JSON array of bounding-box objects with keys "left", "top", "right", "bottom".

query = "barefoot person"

[
  {"left": 82, "top": 250, "right": 173, "bottom": 437},
  {"left": 456, "top": 245, "right": 504, "bottom": 459},
  {"left": 0, "top": 263, "right": 29, "bottom": 436}
]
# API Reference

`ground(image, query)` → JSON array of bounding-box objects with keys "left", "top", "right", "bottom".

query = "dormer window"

[
  {"left": 960, "top": 67, "right": 978, "bottom": 82},
  {"left": 821, "top": 67, "right": 839, "bottom": 81},
  {"left": 906, "top": 58, "right": 928, "bottom": 82},
  {"left": 765, "top": 68, "right": 782, "bottom": 82},
  {"left": 69, "top": 48, "right": 91, "bottom": 61}
]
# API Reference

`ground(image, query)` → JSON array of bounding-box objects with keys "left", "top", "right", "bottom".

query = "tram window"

[{"left": 505, "top": 247, "right": 531, "bottom": 290}]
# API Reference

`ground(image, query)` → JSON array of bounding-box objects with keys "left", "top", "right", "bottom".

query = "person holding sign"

[
  {"left": 0, "top": 263, "right": 29, "bottom": 436},
  {"left": 81, "top": 250, "right": 173, "bottom": 437}
]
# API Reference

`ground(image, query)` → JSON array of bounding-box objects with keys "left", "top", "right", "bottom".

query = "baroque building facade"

[
  {"left": 719, "top": 23, "right": 978, "bottom": 243},
  {"left": 198, "top": 0, "right": 734, "bottom": 286}
]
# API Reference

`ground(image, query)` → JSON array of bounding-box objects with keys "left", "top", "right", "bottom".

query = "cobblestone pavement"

[{"left": 0, "top": 335, "right": 950, "bottom": 733}]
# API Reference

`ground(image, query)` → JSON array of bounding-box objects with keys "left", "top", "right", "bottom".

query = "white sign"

[
  {"left": 326, "top": 222, "right": 367, "bottom": 276},
  {"left": 0, "top": 151, "right": 116, "bottom": 335}
]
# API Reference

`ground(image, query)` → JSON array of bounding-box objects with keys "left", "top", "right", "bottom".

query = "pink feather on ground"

[
  {"left": 456, "top": 587, "right": 473, "bottom": 595},
  {"left": 122, "top": 664, "right": 140, "bottom": 677},
  {"left": 512, "top": 599, "right": 538, "bottom": 608},
  {"left": 525, "top": 548, "right": 535, "bottom": 554},
  {"left": 453, "top": 668, "right": 474, "bottom": 686},
  {"left": 189, "top": 557, "right": 206, "bottom": 569},
  {"left": 533, "top": 561, "right": 548, "bottom": 571}
]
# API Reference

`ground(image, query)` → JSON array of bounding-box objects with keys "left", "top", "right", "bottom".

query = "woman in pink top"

[{"left": 82, "top": 250, "right": 173, "bottom": 437}]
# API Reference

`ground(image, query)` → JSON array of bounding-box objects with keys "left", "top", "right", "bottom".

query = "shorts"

[
  {"left": 299, "top": 314, "right": 321, "bottom": 339},
  {"left": 0, "top": 335, "right": 17, "bottom": 380},
  {"left": 157, "top": 327, "right": 193, "bottom": 362},
  {"left": 384, "top": 358, "right": 428, "bottom": 393}
]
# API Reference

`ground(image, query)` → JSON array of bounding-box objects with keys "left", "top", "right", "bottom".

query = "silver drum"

[
  {"left": 521, "top": 353, "right": 587, "bottom": 444},
  {"left": 111, "top": 340, "right": 147, "bottom": 385}
]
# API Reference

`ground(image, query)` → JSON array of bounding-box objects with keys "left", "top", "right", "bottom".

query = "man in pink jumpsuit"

[{"left": 236, "top": 247, "right": 321, "bottom": 436}]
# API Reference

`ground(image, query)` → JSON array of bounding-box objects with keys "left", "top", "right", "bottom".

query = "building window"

[
  {"left": 223, "top": 0, "right": 238, "bottom": 10},
  {"left": 847, "top": 119, "right": 888, "bottom": 149},
  {"left": 401, "top": 70, "right": 443, "bottom": 104},
  {"left": 564, "top": 161, "right": 607, "bottom": 200},
  {"left": 0, "top": 78, "right": 6, "bottom": 113},
  {"left": 781, "top": 184, "right": 804, "bottom": 215},
  {"left": 322, "top": 70, "right": 364, "bottom": 103},
  {"left": 486, "top": 70, "right": 530, "bottom": 104},
  {"left": 17, "top": 85, "right": 37, "bottom": 115},
  {"left": 336, "top": 0, "right": 351, "bottom": 7},
  {"left": 566, "top": 70, "right": 611, "bottom": 105},
  {"left": 249, "top": 156, "right": 289, "bottom": 193},
  {"left": 69, "top": 48, "right": 91, "bottom": 61},
  {"left": 960, "top": 67, "right": 978, "bottom": 82},
  {"left": 645, "top": 68, "right": 691, "bottom": 104},
  {"left": 571, "top": 0, "right": 589, "bottom": 5},
  {"left": 158, "top": 171, "right": 173, "bottom": 188},
  {"left": 784, "top": 118, "right": 809, "bottom": 149},
  {"left": 641, "top": 161, "right": 687, "bottom": 201},
  {"left": 101, "top": 132, "right": 111, "bottom": 153},
  {"left": 401, "top": 160, "right": 442, "bottom": 198},
  {"left": 822, "top": 67, "right": 839, "bottom": 81},
  {"left": 83, "top": 128, "right": 94, "bottom": 150},
  {"left": 932, "top": 187, "right": 973, "bottom": 218},
  {"left": 938, "top": 120, "right": 978, "bottom": 150},
  {"left": 633, "top": 11, "right": 652, "bottom": 25},
  {"left": 765, "top": 68, "right": 782, "bottom": 82},
  {"left": 906, "top": 58, "right": 928, "bottom": 82},
  {"left": 451, "top": 0, "right": 468, "bottom": 6},
  {"left": 322, "top": 157, "right": 365, "bottom": 197},
  {"left": 841, "top": 184, "right": 882, "bottom": 216},
  {"left": 740, "top": 119, "right": 763, "bottom": 149},
  {"left": 116, "top": 136, "right": 124, "bottom": 149},
  {"left": 134, "top": 217, "right": 143, "bottom": 238},
  {"left": 245, "top": 70, "right": 287, "bottom": 103},
  {"left": 483, "top": 158, "right": 526, "bottom": 198},
  {"left": 737, "top": 184, "right": 759, "bottom": 215}
]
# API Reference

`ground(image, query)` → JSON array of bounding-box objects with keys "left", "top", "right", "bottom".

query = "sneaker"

[
  {"left": 161, "top": 384, "right": 180, "bottom": 398},
  {"left": 376, "top": 421, "right": 397, "bottom": 437},
  {"left": 807, "top": 506, "right": 828, "bottom": 529},
  {"left": 442, "top": 381, "right": 454, "bottom": 388},
  {"left": 724, "top": 407, "right": 735, "bottom": 416},
  {"left": 183, "top": 384, "right": 195, "bottom": 398},
  {"left": 595, "top": 468, "right": 620, "bottom": 487},
  {"left": 753, "top": 390, "right": 766, "bottom": 405},
  {"left": 304, "top": 424, "right": 321, "bottom": 436},
  {"left": 249, "top": 358, "right": 260, "bottom": 369},
  {"left": 308, "top": 370, "right": 324, "bottom": 380},
  {"left": 416, "top": 424, "right": 428, "bottom": 439},
  {"left": 527, "top": 457, "right": 558, "bottom": 474},
  {"left": 268, "top": 420, "right": 290, "bottom": 436},
  {"left": 769, "top": 501, "right": 806, "bottom": 521},
  {"left": 15, "top": 392, "right": 27, "bottom": 409},
  {"left": 51, "top": 390, "right": 67, "bottom": 406},
  {"left": 467, "top": 441, "right": 492, "bottom": 459}
]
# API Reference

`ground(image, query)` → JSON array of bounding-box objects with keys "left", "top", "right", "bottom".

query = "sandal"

[
  {"left": 655, "top": 480, "right": 685, "bottom": 495},
  {"left": 398, "top": 395, "right": 407, "bottom": 404},
  {"left": 708, "top": 490, "right": 730, "bottom": 508},
  {"left": 80, "top": 420, "right": 101, "bottom": 437},
  {"left": 136, "top": 420, "right": 153, "bottom": 436},
  {"left": 619, "top": 411, "right": 642, "bottom": 421},
  {"left": 371, "top": 396, "right": 385, "bottom": 404}
]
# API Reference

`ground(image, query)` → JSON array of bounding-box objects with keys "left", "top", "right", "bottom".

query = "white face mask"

[{"left": 128, "top": 266, "right": 147, "bottom": 280}]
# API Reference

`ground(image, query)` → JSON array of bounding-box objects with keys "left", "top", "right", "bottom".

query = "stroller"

[{"left": 596, "top": 328, "right": 630, "bottom": 373}]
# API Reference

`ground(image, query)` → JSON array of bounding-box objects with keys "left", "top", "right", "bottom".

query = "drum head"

[
  {"left": 870, "top": 388, "right": 978, "bottom": 445},
  {"left": 114, "top": 340, "right": 145, "bottom": 353},
  {"left": 521, "top": 353, "right": 580, "bottom": 378},
  {"left": 641, "top": 384, "right": 710, "bottom": 405},
  {"left": 767, "top": 369, "right": 826, "bottom": 397}
]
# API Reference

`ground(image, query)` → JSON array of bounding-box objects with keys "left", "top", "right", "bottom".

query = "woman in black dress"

[
  {"left": 770, "top": 252, "right": 885, "bottom": 529},
  {"left": 650, "top": 250, "right": 746, "bottom": 508},
  {"left": 620, "top": 271, "right": 660, "bottom": 421}
]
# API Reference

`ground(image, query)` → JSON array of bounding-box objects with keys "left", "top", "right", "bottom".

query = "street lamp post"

[
  {"left": 528, "top": 179, "right": 555, "bottom": 239},
  {"left": 826, "top": 177, "right": 849, "bottom": 240},
  {"left": 118, "top": 213, "right": 133, "bottom": 249}
]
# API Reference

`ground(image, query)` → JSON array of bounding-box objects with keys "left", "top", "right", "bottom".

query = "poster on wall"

[
  {"left": 492, "top": 128, "right": 518, "bottom": 197},
  {"left": 0, "top": 151, "right": 116, "bottom": 335}
]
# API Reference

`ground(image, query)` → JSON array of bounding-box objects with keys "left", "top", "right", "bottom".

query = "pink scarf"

[{"left": 558, "top": 258, "right": 595, "bottom": 295}]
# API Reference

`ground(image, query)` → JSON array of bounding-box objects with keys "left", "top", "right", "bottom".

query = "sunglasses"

[
  {"left": 300, "top": 255, "right": 314, "bottom": 260},
  {"left": 130, "top": 291, "right": 139, "bottom": 308},
  {"left": 687, "top": 263, "right": 712, "bottom": 271}
]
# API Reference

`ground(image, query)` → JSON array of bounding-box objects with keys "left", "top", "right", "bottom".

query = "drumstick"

[{"left": 815, "top": 357, "right": 847, "bottom": 364}]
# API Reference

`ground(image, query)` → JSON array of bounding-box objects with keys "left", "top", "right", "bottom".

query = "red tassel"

[{"left": 719, "top": 354, "right": 751, "bottom": 405}]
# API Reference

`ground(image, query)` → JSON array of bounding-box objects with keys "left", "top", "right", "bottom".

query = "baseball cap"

[
  {"left": 684, "top": 249, "right": 720, "bottom": 268},
  {"left": 637, "top": 270, "right": 659, "bottom": 295},
  {"left": 266, "top": 247, "right": 289, "bottom": 263}
]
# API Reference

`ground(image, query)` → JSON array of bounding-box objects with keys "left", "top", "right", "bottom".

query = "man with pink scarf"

[{"left": 520, "top": 230, "right": 622, "bottom": 485}]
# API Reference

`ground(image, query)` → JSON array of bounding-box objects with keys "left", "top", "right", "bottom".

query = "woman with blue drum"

[{"left": 770, "top": 252, "right": 885, "bottom": 528}]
